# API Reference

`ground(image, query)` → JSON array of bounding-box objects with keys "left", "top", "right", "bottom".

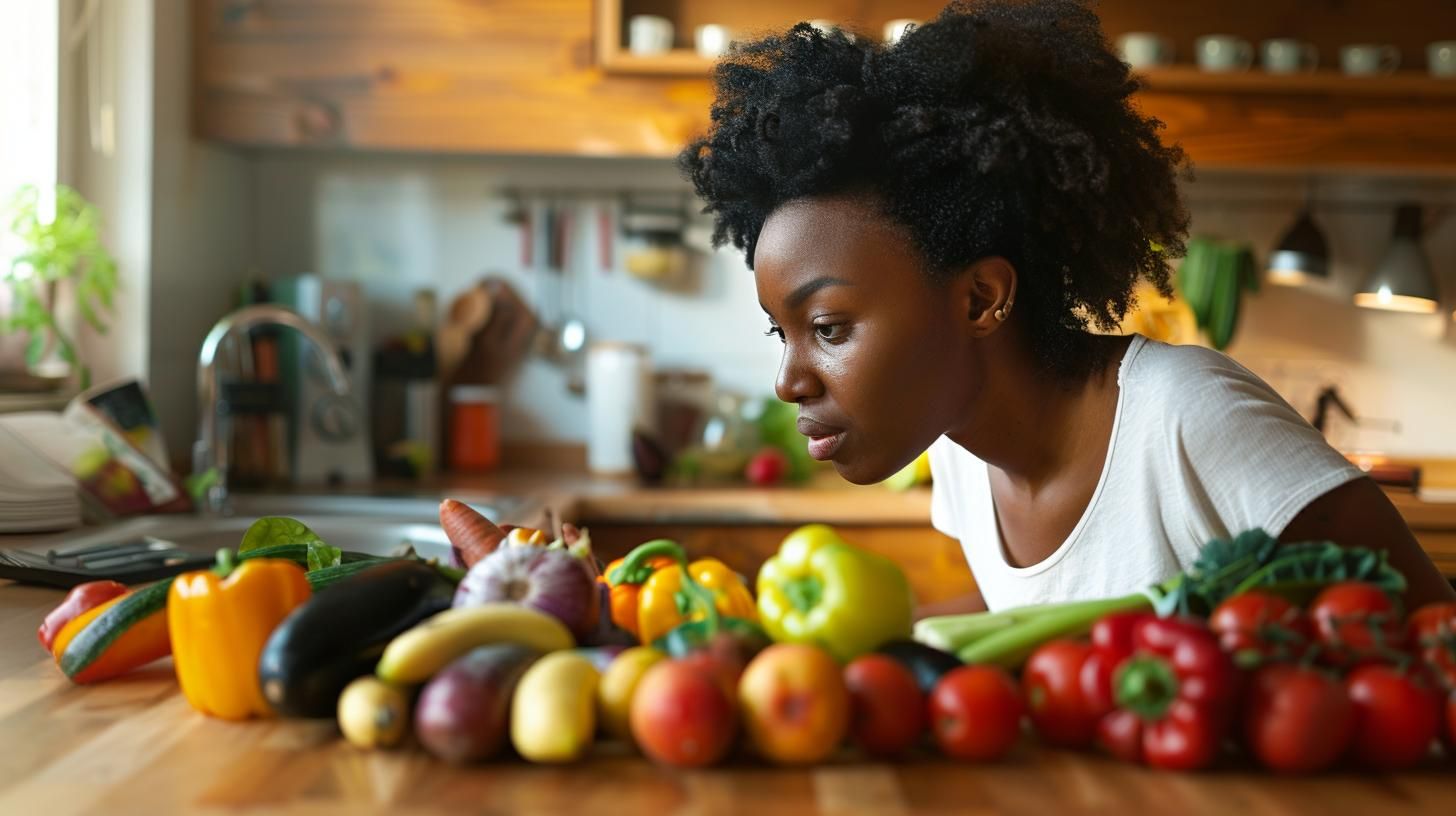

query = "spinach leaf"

[
  {"left": 306, "top": 540, "right": 344, "bottom": 571},
  {"left": 240, "top": 516, "right": 324, "bottom": 554}
]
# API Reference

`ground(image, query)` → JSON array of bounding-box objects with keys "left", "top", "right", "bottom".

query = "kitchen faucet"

[{"left": 194, "top": 304, "right": 351, "bottom": 514}]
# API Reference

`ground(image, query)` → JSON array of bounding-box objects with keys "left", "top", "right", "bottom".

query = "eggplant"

[
  {"left": 259, "top": 560, "right": 454, "bottom": 717},
  {"left": 877, "top": 639, "right": 963, "bottom": 694}
]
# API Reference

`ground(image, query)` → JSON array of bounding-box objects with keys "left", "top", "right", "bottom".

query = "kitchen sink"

[{"left": 0, "top": 493, "right": 521, "bottom": 588}]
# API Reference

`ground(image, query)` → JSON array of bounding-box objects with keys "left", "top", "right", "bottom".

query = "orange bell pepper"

[
  {"left": 50, "top": 588, "right": 171, "bottom": 684},
  {"left": 169, "top": 553, "right": 311, "bottom": 720},
  {"left": 599, "top": 553, "right": 675, "bottom": 639}
]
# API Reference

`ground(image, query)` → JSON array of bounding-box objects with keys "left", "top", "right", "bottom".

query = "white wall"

[
  {"left": 252, "top": 152, "right": 782, "bottom": 445},
  {"left": 1193, "top": 174, "right": 1456, "bottom": 458},
  {"left": 66, "top": 0, "right": 254, "bottom": 464}
]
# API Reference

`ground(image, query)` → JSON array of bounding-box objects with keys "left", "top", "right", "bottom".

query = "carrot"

[{"left": 438, "top": 499, "right": 506, "bottom": 568}]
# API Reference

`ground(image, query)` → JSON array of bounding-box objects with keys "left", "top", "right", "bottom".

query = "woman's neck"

[{"left": 946, "top": 333, "right": 1131, "bottom": 492}]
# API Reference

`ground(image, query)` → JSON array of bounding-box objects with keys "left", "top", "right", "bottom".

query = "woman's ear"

[{"left": 956, "top": 256, "right": 1018, "bottom": 336}]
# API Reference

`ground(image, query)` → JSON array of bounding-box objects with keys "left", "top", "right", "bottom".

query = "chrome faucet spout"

[{"left": 194, "top": 304, "right": 350, "bottom": 514}]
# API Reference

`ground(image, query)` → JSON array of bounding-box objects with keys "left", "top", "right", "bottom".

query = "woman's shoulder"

[{"left": 1121, "top": 337, "right": 1282, "bottom": 413}]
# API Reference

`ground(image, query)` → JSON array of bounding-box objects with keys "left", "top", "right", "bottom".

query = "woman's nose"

[{"left": 774, "top": 345, "right": 822, "bottom": 404}]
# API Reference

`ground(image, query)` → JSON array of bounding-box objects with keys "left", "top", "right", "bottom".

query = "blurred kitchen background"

[{"left": 2, "top": 0, "right": 1455, "bottom": 521}]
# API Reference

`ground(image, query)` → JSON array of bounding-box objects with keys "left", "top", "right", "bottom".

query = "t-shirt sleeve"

[
  {"left": 928, "top": 437, "right": 961, "bottom": 540},
  {"left": 1162, "top": 350, "right": 1364, "bottom": 547}
]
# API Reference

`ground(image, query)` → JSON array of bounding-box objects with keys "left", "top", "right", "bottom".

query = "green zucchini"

[
  {"left": 58, "top": 578, "right": 174, "bottom": 678},
  {"left": 58, "top": 551, "right": 395, "bottom": 679}
]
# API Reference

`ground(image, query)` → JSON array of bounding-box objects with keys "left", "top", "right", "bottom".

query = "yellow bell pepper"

[
  {"left": 757, "top": 524, "right": 914, "bottom": 662},
  {"left": 627, "top": 540, "right": 756, "bottom": 645},
  {"left": 168, "top": 552, "right": 312, "bottom": 720}
]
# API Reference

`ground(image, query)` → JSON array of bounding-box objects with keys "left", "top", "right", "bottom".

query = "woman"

[{"left": 679, "top": 0, "right": 1453, "bottom": 613}]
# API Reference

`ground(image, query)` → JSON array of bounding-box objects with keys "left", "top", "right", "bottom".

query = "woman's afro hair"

[{"left": 679, "top": 0, "right": 1191, "bottom": 379}]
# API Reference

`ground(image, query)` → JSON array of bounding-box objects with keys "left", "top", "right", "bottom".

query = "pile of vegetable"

[
  {"left": 918, "top": 528, "right": 1456, "bottom": 772},
  {"left": 36, "top": 513, "right": 1456, "bottom": 774}
]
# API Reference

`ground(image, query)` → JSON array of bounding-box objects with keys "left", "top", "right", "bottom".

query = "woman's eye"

[
  {"left": 815, "top": 323, "right": 846, "bottom": 341},
  {"left": 764, "top": 325, "right": 785, "bottom": 343}
]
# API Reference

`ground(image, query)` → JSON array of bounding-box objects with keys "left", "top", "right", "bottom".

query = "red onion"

[{"left": 453, "top": 546, "right": 598, "bottom": 641}]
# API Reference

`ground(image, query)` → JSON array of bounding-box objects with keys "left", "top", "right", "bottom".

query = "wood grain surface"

[{"left": 3, "top": 582, "right": 1455, "bottom": 815}]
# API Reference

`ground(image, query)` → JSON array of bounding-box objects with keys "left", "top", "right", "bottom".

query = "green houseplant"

[{"left": 3, "top": 184, "right": 118, "bottom": 389}]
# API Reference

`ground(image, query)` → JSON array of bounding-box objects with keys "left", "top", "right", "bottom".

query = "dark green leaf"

[{"left": 240, "top": 516, "right": 325, "bottom": 554}]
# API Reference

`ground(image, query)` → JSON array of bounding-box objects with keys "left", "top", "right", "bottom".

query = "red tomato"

[
  {"left": 1022, "top": 640, "right": 1099, "bottom": 747},
  {"left": 1345, "top": 664, "right": 1441, "bottom": 770},
  {"left": 929, "top": 665, "right": 1024, "bottom": 762},
  {"left": 1447, "top": 691, "right": 1456, "bottom": 747},
  {"left": 630, "top": 660, "right": 737, "bottom": 768},
  {"left": 843, "top": 655, "right": 925, "bottom": 757},
  {"left": 1309, "top": 582, "right": 1404, "bottom": 666},
  {"left": 1408, "top": 602, "right": 1456, "bottom": 690},
  {"left": 1243, "top": 664, "right": 1354, "bottom": 773},
  {"left": 1209, "top": 591, "right": 1311, "bottom": 662}
]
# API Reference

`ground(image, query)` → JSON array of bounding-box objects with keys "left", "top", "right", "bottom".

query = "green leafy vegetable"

[
  {"left": 306, "top": 540, "right": 343, "bottom": 571},
  {"left": 240, "top": 516, "right": 324, "bottom": 554}
]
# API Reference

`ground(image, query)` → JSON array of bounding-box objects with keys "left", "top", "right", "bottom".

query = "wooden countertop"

[{"left": 2, "top": 583, "right": 1454, "bottom": 815}]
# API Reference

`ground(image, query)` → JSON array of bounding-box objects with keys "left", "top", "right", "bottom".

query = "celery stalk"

[{"left": 955, "top": 593, "right": 1153, "bottom": 669}]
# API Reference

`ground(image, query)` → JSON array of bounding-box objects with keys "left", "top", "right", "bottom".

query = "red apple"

[
  {"left": 738, "top": 643, "right": 849, "bottom": 764},
  {"left": 744, "top": 447, "right": 789, "bottom": 486},
  {"left": 630, "top": 660, "right": 737, "bottom": 767},
  {"left": 844, "top": 654, "right": 925, "bottom": 757}
]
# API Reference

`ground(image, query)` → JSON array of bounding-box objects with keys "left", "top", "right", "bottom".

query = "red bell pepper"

[
  {"left": 1092, "top": 615, "right": 1237, "bottom": 770},
  {"left": 38, "top": 580, "right": 127, "bottom": 653}
]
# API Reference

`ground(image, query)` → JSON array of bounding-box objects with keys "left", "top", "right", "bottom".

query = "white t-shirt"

[{"left": 928, "top": 334, "right": 1364, "bottom": 612}]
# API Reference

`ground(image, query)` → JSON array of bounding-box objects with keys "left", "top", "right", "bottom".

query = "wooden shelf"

[
  {"left": 1137, "top": 66, "right": 1456, "bottom": 98},
  {"left": 600, "top": 48, "right": 716, "bottom": 77}
]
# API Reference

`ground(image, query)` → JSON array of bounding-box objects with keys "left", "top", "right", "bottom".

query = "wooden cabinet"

[{"left": 196, "top": 1, "right": 1456, "bottom": 169}]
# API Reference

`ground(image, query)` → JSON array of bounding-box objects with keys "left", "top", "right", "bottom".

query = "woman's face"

[{"left": 753, "top": 196, "right": 977, "bottom": 484}]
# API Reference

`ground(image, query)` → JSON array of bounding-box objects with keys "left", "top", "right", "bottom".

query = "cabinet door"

[{"left": 195, "top": 0, "right": 710, "bottom": 154}]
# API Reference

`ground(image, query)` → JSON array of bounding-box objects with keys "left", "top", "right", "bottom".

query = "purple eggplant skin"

[
  {"left": 414, "top": 643, "right": 540, "bottom": 764},
  {"left": 876, "top": 639, "right": 963, "bottom": 694}
]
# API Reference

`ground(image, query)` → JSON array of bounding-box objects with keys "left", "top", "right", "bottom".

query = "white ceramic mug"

[
  {"left": 1196, "top": 35, "right": 1254, "bottom": 72},
  {"left": 1117, "top": 32, "right": 1173, "bottom": 68},
  {"left": 1261, "top": 38, "right": 1318, "bottom": 74},
  {"left": 628, "top": 14, "right": 674, "bottom": 56},
  {"left": 883, "top": 18, "right": 919, "bottom": 44},
  {"left": 1428, "top": 41, "right": 1456, "bottom": 77},
  {"left": 695, "top": 24, "right": 732, "bottom": 59},
  {"left": 1340, "top": 44, "right": 1400, "bottom": 76}
]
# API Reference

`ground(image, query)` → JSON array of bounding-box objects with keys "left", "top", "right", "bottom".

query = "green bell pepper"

[{"left": 756, "top": 524, "right": 915, "bottom": 662}]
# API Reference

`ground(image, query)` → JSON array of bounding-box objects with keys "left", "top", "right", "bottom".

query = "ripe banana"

[{"left": 376, "top": 603, "right": 573, "bottom": 685}]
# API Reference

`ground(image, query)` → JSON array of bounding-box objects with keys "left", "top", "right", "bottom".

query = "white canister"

[{"left": 586, "top": 342, "right": 654, "bottom": 474}]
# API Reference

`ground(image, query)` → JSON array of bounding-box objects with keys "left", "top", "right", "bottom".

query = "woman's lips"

[
  {"left": 806, "top": 431, "right": 845, "bottom": 461},
  {"left": 797, "top": 417, "right": 846, "bottom": 461}
]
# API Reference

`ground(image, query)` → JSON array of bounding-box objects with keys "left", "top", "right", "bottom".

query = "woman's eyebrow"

[{"left": 786, "top": 276, "right": 853, "bottom": 309}]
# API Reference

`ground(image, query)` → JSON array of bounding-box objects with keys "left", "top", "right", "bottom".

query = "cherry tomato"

[
  {"left": 843, "top": 655, "right": 925, "bottom": 757},
  {"left": 1345, "top": 664, "right": 1441, "bottom": 770},
  {"left": 1022, "top": 640, "right": 1100, "bottom": 747},
  {"left": 1309, "top": 582, "right": 1404, "bottom": 666},
  {"left": 929, "top": 665, "right": 1024, "bottom": 762},
  {"left": 1209, "top": 591, "right": 1311, "bottom": 662},
  {"left": 1242, "top": 664, "right": 1354, "bottom": 773},
  {"left": 1408, "top": 602, "right": 1456, "bottom": 690}
]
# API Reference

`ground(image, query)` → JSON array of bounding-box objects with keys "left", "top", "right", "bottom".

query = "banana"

[{"left": 376, "top": 603, "right": 574, "bottom": 685}]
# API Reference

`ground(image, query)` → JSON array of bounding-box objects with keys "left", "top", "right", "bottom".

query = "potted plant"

[{"left": 2, "top": 184, "right": 118, "bottom": 389}]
